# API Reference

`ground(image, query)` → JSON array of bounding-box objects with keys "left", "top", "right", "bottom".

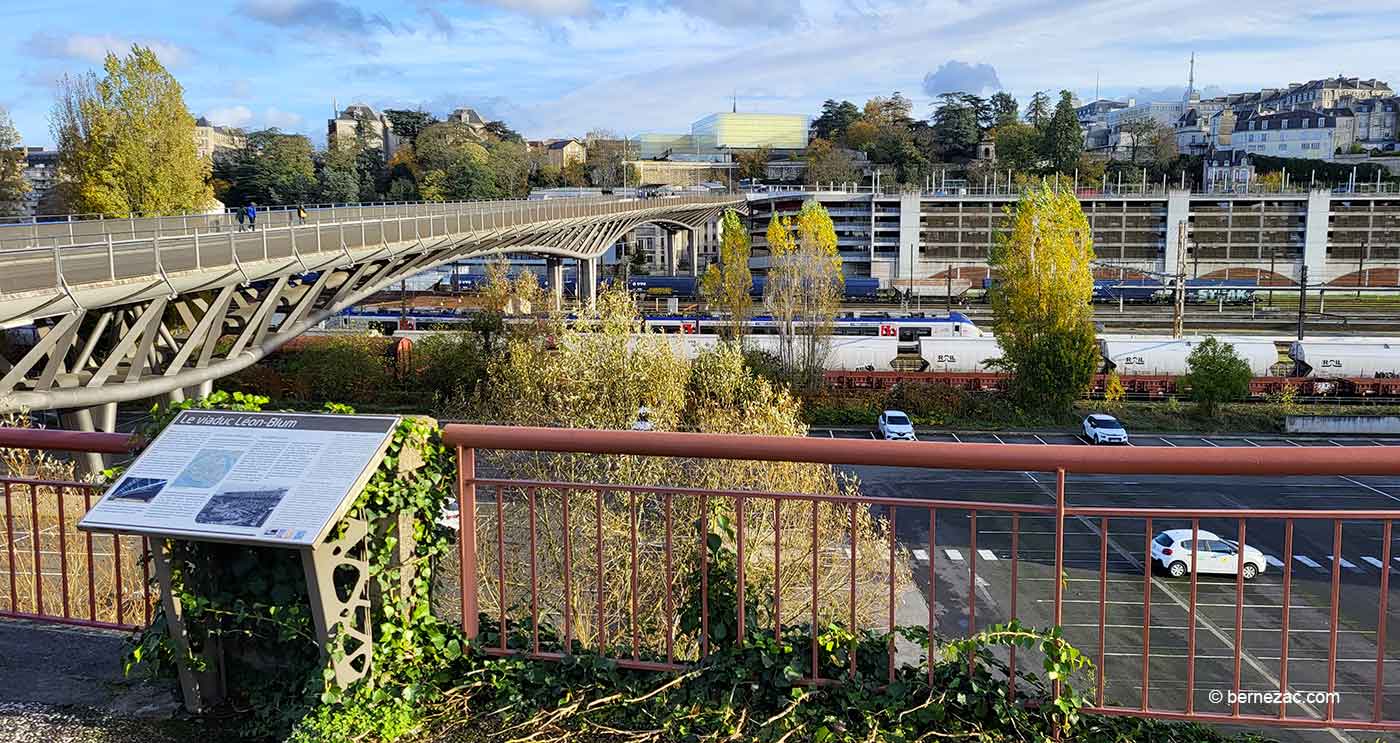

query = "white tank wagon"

[
  {"left": 1099, "top": 337, "right": 1281, "bottom": 377},
  {"left": 1290, "top": 341, "right": 1400, "bottom": 378},
  {"left": 917, "top": 337, "right": 1004, "bottom": 373},
  {"left": 746, "top": 336, "right": 901, "bottom": 371}
]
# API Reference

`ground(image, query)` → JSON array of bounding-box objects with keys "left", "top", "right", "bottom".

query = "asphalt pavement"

[{"left": 823, "top": 428, "right": 1400, "bottom": 743}]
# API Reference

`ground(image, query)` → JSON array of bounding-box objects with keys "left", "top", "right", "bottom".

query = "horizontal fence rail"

[
  {"left": 0, "top": 431, "right": 153, "bottom": 631},
  {"left": 443, "top": 424, "right": 1400, "bottom": 733}
]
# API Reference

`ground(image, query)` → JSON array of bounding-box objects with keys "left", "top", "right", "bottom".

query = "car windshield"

[
  {"left": 885, "top": 414, "right": 910, "bottom": 426},
  {"left": 1088, "top": 417, "right": 1121, "bottom": 429},
  {"left": 1153, "top": 533, "right": 1173, "bottom": 547}
]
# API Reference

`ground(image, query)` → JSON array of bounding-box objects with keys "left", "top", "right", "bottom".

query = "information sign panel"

[{"left": 78, "top": 411, "right": 399, "bottom": 547}]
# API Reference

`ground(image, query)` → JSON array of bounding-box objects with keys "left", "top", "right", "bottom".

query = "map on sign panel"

[{"left": 78, "top": 411, "right": 400, "bottom": 547}]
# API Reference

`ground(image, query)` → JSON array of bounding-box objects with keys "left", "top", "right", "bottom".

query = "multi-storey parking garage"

[{"left": 747, "top": 189, "right": 1400, "bottom": 289}]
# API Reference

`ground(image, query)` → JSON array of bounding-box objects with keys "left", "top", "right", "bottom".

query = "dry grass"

[{"left": 0, "top": 412, "right": 151, "bottom": 627}]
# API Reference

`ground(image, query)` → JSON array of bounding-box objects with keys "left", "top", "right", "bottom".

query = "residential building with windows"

[
  {"left": 542, "top": 139, "right": 586, "bottom": 169},
  {"left": 1225, "top": 109, "right": 1356, "bottom": 159},
  {"left": 1352, "top": 97, "right": 1399, "bottom": 147},
  {"left": 1261, "top": 77, "right": 1393, "bottom": 112},
  {"left": 19, "top": 147, "right": 60, "bottom": 217},
  {"left": 326, "top": 104, "right": 401, "bottom": 158},
  {"left": 194, "top": 117, "right": 244, "bottom": 162}
]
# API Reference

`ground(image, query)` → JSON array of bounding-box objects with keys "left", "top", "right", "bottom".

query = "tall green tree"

[
  {"left": 584, "top": 129, "right": 629, "bottom": 187},
  {"left": 988, "top": 183, "right": 1098, "bottom": 414},
  {"left": 812, "top": 99, "right": 861, "bottom": 142},
  {"left": 930, "top": 93, "right": 981, "bottom": 161},
  {"left": 51, "top": 45, "right": 212, "bottom": 216},
  {"left": 700, "top": 210, "right": 753, "bottom": 341},
  {"left": 1042, "top": 91, "right": 1084, "bottom": 174},
  {"left": 1025, "top": 91, "right": 1052, "bottom": 129},
  {"left": 994, "top": 122, "right": 1042, "bottom": 173},
  {"left": 1181, "top": 337, "right": 1252, "bottom": 416},
  {"left": 0, "top": 107, "right": 29, "bottom": 217},
  {"left": 316, "top": 144, "right": 360, "bottom": 203},
  {"left": 990, "top": 92, "right": 1020, "bottom": 129},
  {"left": 215, "top": 128, "right": 315, "bottom": 206},
  {"left": 736, "top": 146, "right": 771, "bottom": 181},
  {"left": 382, "top": 109, "right": 437, "bottom": 144}
]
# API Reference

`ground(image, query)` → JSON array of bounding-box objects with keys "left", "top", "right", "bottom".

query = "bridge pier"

[
  {"left": 547, "top": 258, "right": 564, "bottom": 311},
  {"left": 686, "top": 230, "right": 698, "bottom": 278},
  {"left": 59, "top": 402, "right": 117, "bottom": 476},
  {"left": 583, "top": 258, "right": 598, "bottom": 305},
  {"left": 666, "top": 231, "right": 679, "bottom": 277}
]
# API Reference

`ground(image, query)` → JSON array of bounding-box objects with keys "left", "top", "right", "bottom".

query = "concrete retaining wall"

[{"left": 1286, "top": 415, "right": 1400, "bottom": 435}]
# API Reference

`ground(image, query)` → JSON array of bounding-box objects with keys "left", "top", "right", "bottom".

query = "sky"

[{"left": 4, "top": 0, "right": 1400, "bottom": 148}]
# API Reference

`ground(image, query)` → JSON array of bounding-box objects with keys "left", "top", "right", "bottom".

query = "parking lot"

[{"left": 821, "top": 428, "right": 1400, "bottom": 743}]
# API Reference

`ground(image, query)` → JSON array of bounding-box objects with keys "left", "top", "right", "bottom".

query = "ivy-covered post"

[
  {"left": 150, "top": 539, "right": 226, "bottom": 713},
  {"left": 458, "top": 444, "right": 479, "bottom": 641}
]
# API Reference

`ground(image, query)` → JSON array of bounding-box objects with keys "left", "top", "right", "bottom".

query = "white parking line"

[
  {"left": 827, "top": 430, "right": 834, "bottom": 439},
  {"left": 950, "top": 432, "right": 961, "bottom": 443},
  {"left": 1294, "top": 555, "right": 1324, "bottom": 569},
  {"left": 868, "top": 432, "right": 877, "bottom": 440},
  {"left": 912, "top": 549, "right": 928, "bottom": 561},
  {"left": 1201, "top": 438, "right": 1220, "bottom": 447},
  {"left": 1328, "top": 555, "right": 1361, "bottom": 571},
  {"left": 1264, "top": 554, "right": 1284, "bottom": 568},
  {"left": 1328, "top": 439, "right": 1346, "bottom": 447},
  {"left": 1337, "top": 475, "right": 1400, "bottom": 505},
  {"left": 991, "top": 433, "right": 1005, "bottom": 444},
  {"left": 1362, "top": 556, "right": 1386, "bottom": 569},
  {"left": 944, "top": 548, "right": 964, "bottom": 561},
  {"left": 1159, "top": 437, "right": 1177, "bottom": 447},
  {"left": 977, "top": 549, "right": 998, "bottom": 561},
  {"left": 1243, "top": 438, "right": 1262, "bottom": 447},
  {"left": 1033, "top": 434, "right": 1048, "bottom": 445}
]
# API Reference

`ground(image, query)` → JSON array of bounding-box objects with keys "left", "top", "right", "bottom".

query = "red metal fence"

[
  {"left": 0, "top": 430, "right": 150, "bottom": 630},
  {"left": 444, "top": 424, "right": 1400, "bottom": 733}
]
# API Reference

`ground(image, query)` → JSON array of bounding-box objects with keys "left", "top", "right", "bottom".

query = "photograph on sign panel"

[
  {"left": 172, "top": 449, "right": 243, "bottom": 490},
  {"left": 108, "top": 477, "right": 168, "bottom": 503},
  {"left": 195, "top": 486, "right": 289, "bottom": 529}
]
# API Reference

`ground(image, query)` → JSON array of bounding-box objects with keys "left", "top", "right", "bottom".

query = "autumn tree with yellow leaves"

[
  {"left": 763, "top": 200, "right": 844, "bottom": 387},
  {"left": 988, "top": 182, "right": 1098, "bottom": 414},
  {"left": 51, "top": 46, "right": 212, "bottom": 217},
  {"left": 699, "top": 209, "right": 753, "bottom": 341}
]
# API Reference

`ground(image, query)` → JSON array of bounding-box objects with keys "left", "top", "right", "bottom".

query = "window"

[
  {"left": 1318, "top": 118, "right": 1326, "bottom": 128},
  {"left": 1154, "top": 533, "right": 1174, "bottom": 547}
]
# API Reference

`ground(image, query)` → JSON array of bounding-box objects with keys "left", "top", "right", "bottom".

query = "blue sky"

[{"left": 4, "top": 0, "right": 1400, "bottom": 148}]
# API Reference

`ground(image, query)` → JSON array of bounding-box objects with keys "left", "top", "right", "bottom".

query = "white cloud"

[
  {"left": 204, "top": 105, "right": 255, "bottom": 128},
  {"left": 23, "top": 31, "right": 189, "bottom": 67},
  {"left": 466, "top": 0, "right": 594, "bottom": 15},
  {"left": 263, "top": 107, "right": 305, "bottom": 130}
]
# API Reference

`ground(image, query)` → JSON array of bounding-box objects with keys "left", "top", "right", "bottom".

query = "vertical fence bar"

[
  {"left": 529, "top": 487, "right": 539, "bottom": 656},
  {"left": 1054, "top": 470, "right": 1066, "bottom": 631},
  {"left": 699, "top": 494, "right": 709, "bottom": 658},
  {"left": 630, "top": 491, "right": 639, "bottom": 660},
  {"left": 57, "top": 487, "right": 70, "bottom": 619},
  {"left": 664, "top": 493, "right": 674, "bottom": 666},
  {"left": 3, "top": 483, "right": 15, "bottom": 613},
  {"left": 498, "top": 485, "right": 507, "bottom": 652},
  {"left": 927, "top": 508, "right": 936, "bottom": 688},
  {"left": 84, "top": 489, "right": 96, "bottom": 622},
  {"left": 737, "top": 495, "right": 746, "bottom": 645},
  {"left": 597, "top": 489, "right": 605, "bottom": 652},
  {"left": 141, "top": 537, "right": 152, "bottom": 625},
  {"left": 1376, "top": 519, "right": 1392, "bottom": 723},
  {"left": 113, "top": 533, "right": 124, "bottom": 626},
  {"left": 562, "top": 486, "right": 573, "bottom": 654},
  {"left": 811, "top": 499, "right": 819, "bottom": 682},
  {"left": 887, "top": 507, "right": 897, "bottom": 684},
  {"left": 1186, "top": 519, "right": 1200, "bottom": 714},
  {"left": 773, "top": 498, "right": 782, "bottom": 641},
  {"left": 848, "top": 502, "right": 857, "bottom": 680},
  {"left": 29, "top": 487, "right": 42, "bottom": 616},
  {"left": 1141, "top": 517, "right": 1152, "bottom": 711},
  {"left": 1008, "top": 513, "right": 1019, "bottom": 696},
  {"left": 1097, "top": 516, "right": 1108, "bottom": 706},
  {"left": 1232, "top": 519, "right": 1246, "bottom": 718},
  {"left": 968, "top": 510, "right": 978, "bottom": 636},
  {"left": 1326, "top": 519, "right": 1342, "bottom": 720},
  {"left": 458, "top": 445, "right": 478, "bottom": 639},
  {"left": 1279, "top": 519, "right": 1294, "bottom": 720}
]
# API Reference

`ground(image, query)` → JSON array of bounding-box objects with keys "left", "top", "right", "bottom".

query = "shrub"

[
  {"left": 279, "top": 334, "right": 394, "bottom": 403},
  {"left": 1180, "top": 337, "right": 1252, "bottom": 417}
]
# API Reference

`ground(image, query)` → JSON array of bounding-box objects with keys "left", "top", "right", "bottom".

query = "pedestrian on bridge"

[
  {"left": 246, "top": 203, "right": 257, "bottom": 230},
  {"left": 297, "top": 204, "right": 307, "bottom": 224},
  {"left": 235, "top": 207, "right": 246, "bottom": 231}
]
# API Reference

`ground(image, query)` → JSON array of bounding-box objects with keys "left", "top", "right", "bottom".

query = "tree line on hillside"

[
  {"left": 0, "top": 44, "right": 638, "bottom": 218},
  {"left": 804, "top": 89, "right": 1203, "bottom": 189}
]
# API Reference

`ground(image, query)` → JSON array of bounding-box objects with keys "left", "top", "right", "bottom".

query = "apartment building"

[
  {"left": 326, "top": 104, "right": 401, "bottom": 158},
  {"left": 194, "top": 117, "right": 244, "bottom": 162},
  {"left": 1227, "top": 109, "right": 1356, "bottom": 159},
  {"left": 1353, "top": 97, "right": 1400, "bottom": 147}
]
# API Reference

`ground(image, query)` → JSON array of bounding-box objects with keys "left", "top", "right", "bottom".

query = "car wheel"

[
  {"left": 1168, "top": 561, "right": 1189, "bottom": 578},
  {"left": 1242, "top": 563, "right": 1258, "bottom": 580}
]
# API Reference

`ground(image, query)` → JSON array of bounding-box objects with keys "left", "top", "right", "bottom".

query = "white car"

[
  {"left": 1151, "top": 529, "right": 1267, "bottom": 580},
  {"left": 1082, "top": 413, "right": 1128, "bottom": 444},
  {"left": 878, "top": 410, "right": 916, "bottom": 440}
]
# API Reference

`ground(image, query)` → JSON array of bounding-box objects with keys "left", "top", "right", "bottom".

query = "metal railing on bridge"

[
  {"left": 443, "top": 424, "right": 1400, "bottom": 734},
  {"left": 0, "top": 194, "right": 740, "bottom": 296}
]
